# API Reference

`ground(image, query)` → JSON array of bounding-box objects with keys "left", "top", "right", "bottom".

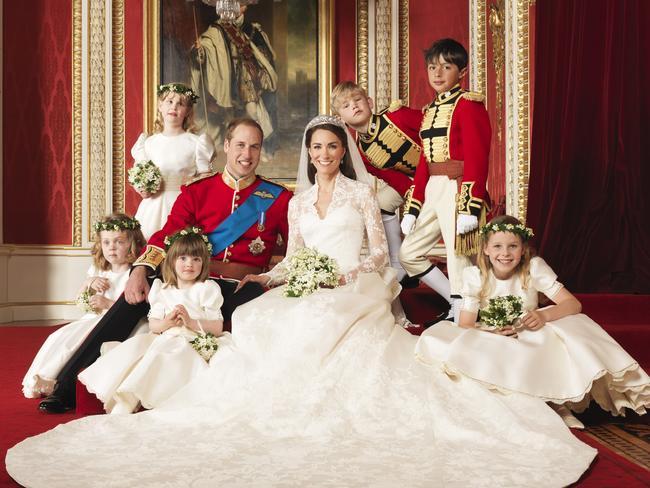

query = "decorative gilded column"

[{"left": 505, "top": 0, "right": 531, "bottom": 221}]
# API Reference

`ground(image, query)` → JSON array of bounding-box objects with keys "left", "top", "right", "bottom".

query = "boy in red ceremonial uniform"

[
  {"left": 399, "top": 38, "right": 491, "bottom": 323},
  {"left": 332, "top": 81, "right": 427, "bottom": 282},
  {"left": 39, "top": 118, "right": 291, "bottom": 413}
]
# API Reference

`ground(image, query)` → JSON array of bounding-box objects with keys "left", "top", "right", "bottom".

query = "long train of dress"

[{"left": 6, "top": 175, "right": 596, "bottom": 487}]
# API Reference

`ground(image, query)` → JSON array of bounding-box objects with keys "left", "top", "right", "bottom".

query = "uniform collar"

[
  {"left": 434, "top": 84, "right": 463, "bottom": 105},
  {"left": 221, "top": 167, "right": 257, "bottom": 191}
]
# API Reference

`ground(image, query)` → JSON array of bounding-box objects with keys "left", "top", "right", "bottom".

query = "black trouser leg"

[
  {"left": 52, "top": 294, "right": 150, "bottom": 403},
  {"left": 215, "top": 279, "right": 264, "bottom": 329}
]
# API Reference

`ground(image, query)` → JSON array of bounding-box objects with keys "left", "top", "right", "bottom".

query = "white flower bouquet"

[
  {"left": 284, "top": 247, "right": 339, "bottom": 298},
  {"left": 128, "top": 160, "right": 162, "bottom": 194},
  {"left": 76, "top": 289, "right": 96, "bottom": 314},
  {"left": 479, "top": 295, "right": 524, "bottom": 329},
  {"left": 189, "top": 332, "right": 219, "bottom": 362}
]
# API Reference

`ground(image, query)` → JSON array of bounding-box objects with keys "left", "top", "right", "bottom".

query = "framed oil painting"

[{"left": 143, "top": 0, "right": 334, "bottom": 182}]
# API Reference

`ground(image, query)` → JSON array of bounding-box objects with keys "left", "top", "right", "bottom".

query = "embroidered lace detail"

[{"left": 266, "top": 174, "right": 388, "bottom": 286}]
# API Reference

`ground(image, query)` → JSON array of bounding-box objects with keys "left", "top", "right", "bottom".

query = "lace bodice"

[
  {"left": 461, "top": 256, "right": 564, "bottom": 313},
  {"left": 266, "top": 173, "right": 388, "bottom": 285},
  {"left": 131, "top": 132, "right": 214, "bottom": 189}
]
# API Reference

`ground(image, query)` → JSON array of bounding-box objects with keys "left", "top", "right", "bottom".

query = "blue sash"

[{"left": 207, "top": 180, "right": 283, "bottom": 256}]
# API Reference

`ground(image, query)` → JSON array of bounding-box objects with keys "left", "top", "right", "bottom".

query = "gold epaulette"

[
  {"left": 134, "top": 245, "right": 166, "bottom": 270},
  {"left": 185, "top": 171, "right": 218, "bottom": 186},
  {"left": 461, "top": 91, "right": 485, "bottom": 102},
  {"left": 259, "top": 176, "right": 289, "bottom": 191},
  {"left": 388, "top": 99, "right": 403, "bottom": 112}
]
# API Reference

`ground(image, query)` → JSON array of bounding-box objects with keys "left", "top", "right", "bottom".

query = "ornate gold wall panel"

[
  {"left": 504, "top": 0, "right": 531, "bottom": 222},
  {"left": 398, "top": 0, "right": 409, "bottom": 102},
  {"left": 489, "top": 0, "right": 505, "bottom": 142},
  {"left": 375, "top": 0, "right": 392, "bottom": 109},
  {"left": 470, "top": 0, "right": 487, "bottom": 97},
  {"left": 515, "top": 0, "right": 530, "bottom": 221},
  {"left": 88, "top": 0, "right": 106, "bottom": 234},
  {"left": 356, "top": 0, "right": 369, "bottom": 93},
  {"left": 112, "top": 1, "right": 125, "bottom": 213},
  {"left": 72, "top": 0, "right": 83, "bottom": 246}
]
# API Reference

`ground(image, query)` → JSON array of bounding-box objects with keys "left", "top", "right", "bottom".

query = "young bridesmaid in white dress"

[
  {"left": 131, "top": 83, "right": 215, "bottom": 239},
  {"left": 78, "top": 228, "right": 224, "bottom": 414},
  {"left": 416, "top": 214, "right": 650, "bottom": 427},
  {"left": 22, "top": 214, "right": 146, "bottom": 398}
]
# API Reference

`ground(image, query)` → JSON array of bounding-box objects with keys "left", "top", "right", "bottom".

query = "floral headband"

[
  {"left": 157, "top": 83, "right": 199, "bottom": 105},
  {"left": 480, "top": 222, "right": 534, "bottom": 241},
  {"left": 163, "top": 226, "right": 213, "bottom": 254},
  {"left": 306, "top": 114, "right": 347, "bottom": 131},
  {"left": 94, "top": 217, "right": 141, "bottom": 233}
]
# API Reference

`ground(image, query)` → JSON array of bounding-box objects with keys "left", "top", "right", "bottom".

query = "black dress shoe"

[{"left": 39, "top": 395, "right": 73, "bottom": 414}]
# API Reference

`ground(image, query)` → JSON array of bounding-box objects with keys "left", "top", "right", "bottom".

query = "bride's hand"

[
  {"left": 235, "top": 274, "right": 271, "bottom": 292},
  {"left": 489, "top": 326, "right": 518, "bottom": 338}
]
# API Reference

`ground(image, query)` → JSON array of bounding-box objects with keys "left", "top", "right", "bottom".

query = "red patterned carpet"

[{"left": 1, "top": 292, "right": 649, "bottom": 486}]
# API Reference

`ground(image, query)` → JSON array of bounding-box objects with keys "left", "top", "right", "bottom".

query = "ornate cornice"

[
  {"left": 356, "top": 0, "right": 369, "bottom": 93},
  {"left": 72, "top": 0, "right": 82, "bottom": 246},
  {"left": 112, "top": 0, "right": 125, "bottom": 213}
]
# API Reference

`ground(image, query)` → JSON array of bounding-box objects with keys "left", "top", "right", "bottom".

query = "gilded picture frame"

[{"left": 143, "top": 0, "right": 334, "bottom": 182}]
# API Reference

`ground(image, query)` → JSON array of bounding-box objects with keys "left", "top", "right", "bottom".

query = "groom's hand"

[
  {"left": 236, "top": 274, "right": 271, "bottom": 292},
  {"left": 124, "top": 266, "right": 150, "bottom": 304}
]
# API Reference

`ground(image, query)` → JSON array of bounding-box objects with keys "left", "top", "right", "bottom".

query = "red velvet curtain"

[{"left": 528, "top": 0, "right": 650, "bottom": 293}]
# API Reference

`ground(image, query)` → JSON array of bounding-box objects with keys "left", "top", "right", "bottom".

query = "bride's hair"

[{"left": 304, "top": 123, "right": 357, "bottom": 184}]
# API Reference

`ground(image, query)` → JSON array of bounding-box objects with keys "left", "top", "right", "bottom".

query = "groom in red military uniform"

[{"left": 39, "top": 118, "right": 291, "bottom": 413}]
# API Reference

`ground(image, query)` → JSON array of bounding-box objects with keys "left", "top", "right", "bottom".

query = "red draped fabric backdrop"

[{"left": 528, "top": 0, "right": 650, "bottom": 293}]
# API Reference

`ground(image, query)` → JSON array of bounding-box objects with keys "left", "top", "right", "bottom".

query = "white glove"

[
  {"left": 401, "top": 214, "right": 416, "bottom": 235},
  {"left": 456, "top": 214, "right": 478, "bottom": 235}
]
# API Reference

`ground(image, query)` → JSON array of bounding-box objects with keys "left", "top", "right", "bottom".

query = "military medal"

[
  {"left": 257, "top": 211, "right": 266, "bottom": 232},
  {"left": 249, "top": 236, "right": 265, "bottom": 256}
]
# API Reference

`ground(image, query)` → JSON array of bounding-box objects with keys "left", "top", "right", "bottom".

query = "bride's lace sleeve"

[
  {"left": 262, "top": 197, "right": 304, "bottom": 286},
  {"left": 341, "top": 184, "right": 389, "bottom": 284}
]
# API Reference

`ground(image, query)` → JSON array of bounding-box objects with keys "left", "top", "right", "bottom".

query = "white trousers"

[{"left": 399, "top": 176, "right": 469, "bottom": 294}]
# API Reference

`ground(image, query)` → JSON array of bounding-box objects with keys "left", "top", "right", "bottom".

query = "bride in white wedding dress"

[{"left": 6, "top": 116, "right": 596, "bottom": 487}]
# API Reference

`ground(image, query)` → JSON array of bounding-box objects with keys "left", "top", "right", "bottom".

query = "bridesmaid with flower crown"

[
  {"left": 416, "top": 214, "right": 650, "bottom": 428},
  {"left": 131, "top": 82, "right": 215, "bottom": 239}
]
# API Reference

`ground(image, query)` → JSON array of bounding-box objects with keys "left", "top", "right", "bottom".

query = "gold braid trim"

[
  {"left": 134, "top": 245, "right": 166, "bottom": 270},
  {"left": 455, "top": 205, "right": 488, "bottom": 257}
]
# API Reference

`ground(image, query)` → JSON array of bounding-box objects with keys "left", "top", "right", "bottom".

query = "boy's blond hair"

[{"left": 330, "top": 81, "right": 367, "bottom": 114}]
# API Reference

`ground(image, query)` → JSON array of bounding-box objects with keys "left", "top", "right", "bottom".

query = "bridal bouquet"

[
  {"left": 76, "top": 288, "right": 96, "bottom": 314},
  {"left": 189, "top": 332, "right": 219, "bottom": 362},
  {"left": 284, "top": 247, "right": 339, "bottom": 298},
  {"left": 479, "top": 295, "right": 523, "bottom": 329},
  {"left": 128, "top": 160, "right": 162, "bottom": 194}
]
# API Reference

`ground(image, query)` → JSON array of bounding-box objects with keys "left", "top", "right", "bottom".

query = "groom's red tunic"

[{"left": 135, "top": 171, "right": 291, "bottom": 278}]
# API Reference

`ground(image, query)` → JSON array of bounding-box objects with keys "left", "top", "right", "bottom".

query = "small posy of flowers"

[
  {"left": 479, "top": 295, "right": 524, "bottom": 329},
  {"left": 128, "top": 160, "right": 162, "bottom": 194},
  {"left": 284, "top": 247, "right": 339, "bottom": 298},
  {"left": 189, "top": 332, "right": 219, "bottom": 361},
  {"left": 164, "top": 226, "right": 213, "bottom": 254},
  {"left": 93, "top": 216, "right": 141, "bottom": 233},
  {"left": 76, "top": 289, "right": 96, "bottom": 314},
  {"left": 480, "top": 222, "right": 534, "bottom": 241},
  {"left": 157, "top": 83, "right": 199, "bottom": 104}
]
